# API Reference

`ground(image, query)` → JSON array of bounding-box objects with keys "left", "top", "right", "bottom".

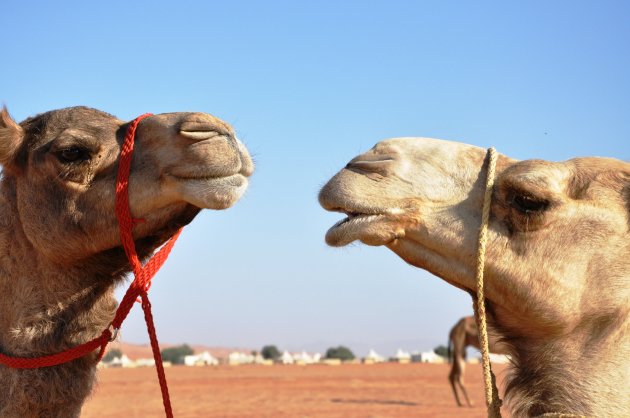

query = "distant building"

[
  {"left": 228, "top": 351, "right": 256, "bottom": 365},
  {"left": 135, "top": 358, "right": 157, "bottom": 367},
  {"left": 184, "top": 351, "right": 219, "bottom": 366},
  {"left": 363, "top": 349, "right": 386, "bottom": 364},
  {"left": 291, "top": 351, "right": 321, "bottom": 365},
  {"left": 103, "top": 354, "right": 134, "bottom": 368},
  {"left": 390, "top": 349, "right": 411, "bottom": 364},
  {"left": 411, "top": 351, "right": 446, "bottom": 364},
  {"left": 280, "top": 351, "right": 294, "bottom": 365}
]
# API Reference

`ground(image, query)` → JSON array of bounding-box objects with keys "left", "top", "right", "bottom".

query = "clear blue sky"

[{"left": 2, "top": 1, "right": 628, "bottom": 356}]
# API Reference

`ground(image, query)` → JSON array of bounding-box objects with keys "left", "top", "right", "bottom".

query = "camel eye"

[
  {"left": 511, "top": 194, "right": 548, "bottom": 214},
  {"left": 57, "top": 147, "right": 90, "bottom": 163}
]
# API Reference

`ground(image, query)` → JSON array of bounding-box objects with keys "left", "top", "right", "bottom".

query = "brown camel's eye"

[
  {"left": 511, "top": 194, "right": 548, "bottom": 214},
  {"left": 57, "top": 147, "right": 90, "bottom": 163}
]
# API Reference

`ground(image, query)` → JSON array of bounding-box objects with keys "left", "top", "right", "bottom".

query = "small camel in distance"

[
  {"left": 0, "top": 106, "right": 253, "bottom": 418},
  {"left": 448, "top": 315, "right": 508, "bottom": 407},
  {"left": 320, "top": 137, "right": 629, "bottom": 417}
]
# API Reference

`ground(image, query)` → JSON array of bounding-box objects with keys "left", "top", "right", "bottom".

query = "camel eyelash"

[
  {"left": 53, "top": 145, "right": 94, "bottom": 164},
  {"left": 508, "top": 193, "right": 550, "bottom": 214}
]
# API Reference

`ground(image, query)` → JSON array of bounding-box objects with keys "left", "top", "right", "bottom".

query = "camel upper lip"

[
  {"left": 168, "top": 173, "right": 247, "bottom": 182},
  {"left": 330, "top": 212, "right": 385, "bottom": 229},
  {"left": 326, "top": 205, "right": 398, "bottom": 231},
  {"left": 325, "top": 203, "right": 399, "bottom": 218}
]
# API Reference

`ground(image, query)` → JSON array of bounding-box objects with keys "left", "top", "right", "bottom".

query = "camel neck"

[
  {"left": 0, "top": 184, "right": 119, "bottom": 356},
  {"left": 0, "top": 248, "right": 118, "bottom": 357},
  {"left": 506, "top": 318, "right": 630, "bottom": 417}
]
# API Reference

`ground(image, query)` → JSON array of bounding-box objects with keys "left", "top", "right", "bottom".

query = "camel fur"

[
  {"left": 0, "top": 106, "right": 253, "bottom": 418},
  {"left": 319, "top": 137, "right": 629, "bottom": 417}
]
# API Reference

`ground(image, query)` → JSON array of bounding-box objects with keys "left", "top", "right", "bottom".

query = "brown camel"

[
  {"left": 448, "top": 315, "right": 507, "bottom": 407},
  {"left": 319, "top": 137, "right": 629, "bottom": 417},
  {"left": 0, "top": 106, "right": 253, "bottom": 418}
]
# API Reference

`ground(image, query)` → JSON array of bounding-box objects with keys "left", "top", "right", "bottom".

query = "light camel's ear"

[{"left": 0, "top": 106, "right": 24, "bottom": 166}]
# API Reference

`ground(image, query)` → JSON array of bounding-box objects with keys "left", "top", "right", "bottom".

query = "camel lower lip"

[
  {"left": 331, "top": 214, "right": 382, "bottom": 229},
  {"left": 171, "top": 174, "right": 239, "bottom": 182},
  {"left": 325, "top": 213, "right": 386, "bottom": 246},
  {"left": 174, "top": 174, "right": 248, "bottom": 210}
]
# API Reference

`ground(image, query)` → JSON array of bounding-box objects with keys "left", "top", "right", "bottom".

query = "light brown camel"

[
  {"left": 0, "top": 106, "right": 253, "bottom": 418},
  {"left": 319, "top": 137, "right": 629, "bottom": 417},
  {"left": 448, "top": 315, "right": 507, "bottom": 407}
]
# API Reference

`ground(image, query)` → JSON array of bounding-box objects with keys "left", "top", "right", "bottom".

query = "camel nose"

[
  {"left": 179, "top": 113, "right": 231, "bottom": 142},
  {"left": 345, "top": 154, "right": 398, "bottom": 176},
  {"left": 177, "top": 112, "right": 253, "bottom": 177}
]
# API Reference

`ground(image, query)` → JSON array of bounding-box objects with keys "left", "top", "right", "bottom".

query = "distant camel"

[
  {"left": 0, "top": 106, "right": 253, "bottom": 418},
  {"left": 448, "top": 315, "right": 507, "bottom": 407},
  {"left": 320, "top": 137, "right": 629, "bottom": 417}
]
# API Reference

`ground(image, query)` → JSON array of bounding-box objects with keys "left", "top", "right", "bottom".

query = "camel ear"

[{"left": 0, "top": 106, "right": 24, "bottom": 166}]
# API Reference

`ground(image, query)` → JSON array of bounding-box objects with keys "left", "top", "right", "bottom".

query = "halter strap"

[
  {"left": 474, "top": 147, "right": 502, "bottom": 418},
  {"left": 0, "top": 113, "right": 180, "bottom": 418}
]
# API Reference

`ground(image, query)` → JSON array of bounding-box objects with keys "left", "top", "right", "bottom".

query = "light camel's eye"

[
  {"left": 511, "top": 194, "right": 549, "bottom": 214},
  {"left": 56, "top": 147, "right": 91, "bottom": 163}
]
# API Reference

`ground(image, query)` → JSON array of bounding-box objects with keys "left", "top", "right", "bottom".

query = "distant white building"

[
  {"left": 252, "top": 353, "right": 270, "bottom": 365},
  {"left": 228, "top": 351, "right": 255, "bottom": 365},
  {"left": 104, "top": 354, "right": 134, "bottom": 368},
  {"left": 391, "top": 349, "right": 411, "bottom": 363},
  {"left": 469, "top": 353, "right": 510, "bottom": 364},
  {"left": 292, "top": 351, "right": 321, "bottom": 365},
  {"left": 184, "top": 351, "right": 219, "bottom": 366},
  {"left": 135, "top": 358, "right": 157, "bottom": 367},
  {"left": 363, "top": 349, "right": 386, "bottom": 364},
  {"left": 411, "top": 351, "right": 446, "bottom": 364},
  {"left": 280, "top": 351, "right": 294, "bottom": 365}
]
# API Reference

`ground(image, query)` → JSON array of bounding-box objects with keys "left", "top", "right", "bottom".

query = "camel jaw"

[{"left": 167, "top": 173, "right": 249, "bottom": 210}]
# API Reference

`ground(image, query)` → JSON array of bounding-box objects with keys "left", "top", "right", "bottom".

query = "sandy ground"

[{"left": 82, "top": 362, "right": 509, "bottom": 418}]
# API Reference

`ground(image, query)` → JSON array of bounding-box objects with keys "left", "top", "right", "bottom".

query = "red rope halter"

[{"left": 0, "top": 114, "right": 180, "bottom": 418}]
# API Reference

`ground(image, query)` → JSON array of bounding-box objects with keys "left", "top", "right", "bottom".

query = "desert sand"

[{"left": 82, "top": 362, "right": 509, "bottom": 417}]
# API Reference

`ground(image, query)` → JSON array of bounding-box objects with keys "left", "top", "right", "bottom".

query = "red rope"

[
  {"left": 0, "top": 330, "right": 112, "bottom": 369},
  {"left": 0, "top": 114, "right": 180, "bottom": 418}
]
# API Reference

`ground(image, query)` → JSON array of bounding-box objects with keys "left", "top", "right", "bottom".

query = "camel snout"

[{"left": 236, "top": 138, "right": 254, "bottom": 177}]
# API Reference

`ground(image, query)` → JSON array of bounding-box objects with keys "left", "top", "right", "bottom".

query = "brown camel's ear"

[{"left": 0, "top": 106, "right": 24, "bottom": 167}]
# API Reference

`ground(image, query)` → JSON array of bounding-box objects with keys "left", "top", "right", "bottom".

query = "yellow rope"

[{"left": 475, "top": 147, "right": 503, "bottom": 418}]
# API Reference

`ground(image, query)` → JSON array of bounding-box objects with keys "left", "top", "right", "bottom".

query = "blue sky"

[{"left": 2, "top": 1, "right": 628, "bottom": 356}]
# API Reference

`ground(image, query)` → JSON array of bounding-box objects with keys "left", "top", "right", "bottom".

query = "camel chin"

[{"left": 173, "top": 174, "right": 249, "bottom": 210}]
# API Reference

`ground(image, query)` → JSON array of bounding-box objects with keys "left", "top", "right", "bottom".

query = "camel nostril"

[
  {"left": 179, "top": 119, "right": 226, "bottom": 142},
  {"left": 179, "top": 129, "right": 220, "bottom": 141},
  {"left": 345, "top": 158, "right": 395, "bottom": 175}
]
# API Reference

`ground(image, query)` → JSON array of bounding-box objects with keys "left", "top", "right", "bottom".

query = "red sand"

[{"left": 82, "top": 362, "right": 509, "bottom": 418}]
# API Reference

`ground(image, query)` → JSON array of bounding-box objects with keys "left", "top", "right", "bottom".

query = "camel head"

[
  {"left": 320, "top": 138, "right": 630, "bottom": 337},
  {"left": 320, "top": 139, "right": 630, "bottom": 413},
  {"left": 0, "top": 106, "right": 253, "bottom": 264}
]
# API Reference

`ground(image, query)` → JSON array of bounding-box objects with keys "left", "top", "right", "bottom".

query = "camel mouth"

[
  {"left": 325, "top": 207, "right": 400, "bottom": 247},
  {"left": 169, "top": 173, "right": 243, "bottom": 182},
  {"left": 330, "top": 212, "right": 385, "bottom": 230},
  {"left": 170, "top": 173, "right": 249, "bottom": 210}
]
